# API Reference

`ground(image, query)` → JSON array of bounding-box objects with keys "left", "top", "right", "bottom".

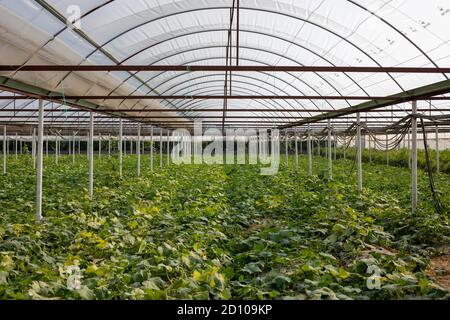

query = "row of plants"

[{"left": 0, "top": 154, "right": 448, "bottom": 299}]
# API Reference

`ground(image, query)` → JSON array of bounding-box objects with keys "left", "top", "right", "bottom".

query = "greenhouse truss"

[{"left": 0, "top": 0, "right": 449, "bottom": 306}]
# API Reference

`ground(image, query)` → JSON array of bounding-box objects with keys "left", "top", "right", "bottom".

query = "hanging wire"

[{"left": 419, "top": 116, "right": 444, "bottom": 214}]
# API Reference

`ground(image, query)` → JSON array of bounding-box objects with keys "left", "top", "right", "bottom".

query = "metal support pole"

[
  {"left": 386, "top": 133, "right": 389, "bottom": 166},
  {"left": 411, "top": 101, "right": 418, "bottom": 215},
  {"left": 72, "top": 132, "right": 76, "bottom": 164},
  {"left": 333, "top": 132, "right": 337, "bottom": 161},
  {"left": 150, "top": 126, "right": 154, "bottom": 171},
  {"left": 2, "top": 126, "right": 6, "bottom": 175},
  {"left": 55, "top": 136, "right": 59, "bottom": 164},
  {"left": 307, "top": 124, "right": 312, "bottom": 176},
  {"left": 368, "top": 135, "right": 372, "bottom": 162},
  {"left": 327, "top": 120, "right": 332, "bottom": 180},
  {"left": 15, "top": 133, "right": 18, "bottom": 160},
  {"left": 130, "top": 139, "right": 133, "bottom": 155},
  {"left": 160, "top": 129, "right": 163, "bottom": 168},
  {"left": 89, "top": 113, "right": 94, "bottom": 198},
  {"left": 285, "top": 129, "right": 288, "bottom": 167},
  {"left": 435, "top": 125, "right": 439, "bottom": 174},
  {"left": 108, "top": 136, "right": 111, "bottom": 157},
  {"left": 32, "top": 128, "right": 36, "bottom": 169},
  {"left": 167, "top": 130, "right": 170, "bottom": 166},
  {"left": 408, "top": 130, "right": 411, "bottom": 169},
  {"left": 119, "top": 119, "right": 123, "bottom": 177},
  {"left": 294, "top": 128, "right": 298, "bottom": 172},
  {"left": 137, "top": 123, "right": 141, "bottom": 177},
  {"left": 98, "top": 135, "right": 101, "bottom": 158},
  {"left": 357, "top": 113, "right": 362, "bottom": 192},
  {"left": 36, "top": 100, "right": 44, "bottom": 222}
]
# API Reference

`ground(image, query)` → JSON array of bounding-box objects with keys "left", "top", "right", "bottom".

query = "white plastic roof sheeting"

[{"left": 0, "top": 0, "right": 450, "bottom": 128}]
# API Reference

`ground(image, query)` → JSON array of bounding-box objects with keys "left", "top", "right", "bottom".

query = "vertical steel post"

[
  {"left": 119, "top": 119, "right": 123, "bottom": 177},
  {"left": 32, "top": 128, "right": 36, "bottom": 169},
  {"left": 89, "top": 113, "right": 94, "bottom": 198},
  {"left": 36, "top": 100, "right": 44, "bottom": 222},
  {"left": 167, "top": 130, "right": 170, "bottom": 166},
  {"left": 2, "top": 126, "right": 6, "bottom": 175},
  {"left": 160, "top": 129, "right": 163, "bottom": 168},
  {"left": 150, "top": 126, "right": 154, "bottom": 171},
  {"left": 15, "top": 133, "right": 18, "bottom": 160},
  {"left": 408, "top": 129, "right": 411, "bottom": 169},
  {"left": 137, "top": 123, "right": 141, "bottom": 177},
  {"left": 328, "top": 120, "right": 332, "bottom": 180},
  {"left": 307, "top": 124, "right": 312, "bottom": 176},
  {"left": 285, "top": 129, "right": 288, "bottom": 167},
  {"left": 357, "top": 113, "right": 362, "bottom": 192},
  {"left": 435, "top": 125, "right": 439, "bottom": 174},
  {"left": 294, "top": 128, "right": 298, "bottom": 173},
  {"left": 98, "top": 134, "right": 101, "bottom": 158},
  {"left": 411, "top": 101, "right": 418, "bottom": 215},
  {"left": 72, "top": 132, "right": 76, "bottom": 164}
]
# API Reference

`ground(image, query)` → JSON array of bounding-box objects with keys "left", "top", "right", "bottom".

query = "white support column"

[
  {"left": 357, "top": 113, "right": 362, "bottom": 193},
  {"left": 108, "top": 136, "right": 111, "bottom": 157},
  {"left": 300, "top": 136, "right": 303, "bottom": 154},
  {"left": 72, "top": 132, "right": 76, "bottom": 164},
  {"left": 160, "top": 129, "right": 163, "bottom": 168},
  {"left": 137, "top": 123, "right": 141, "bottom": 176},
  {"left": 167, "top": 130, "right": 170, "bottom": 166},
  {"left": 328, "top": 119, "right": 332, "bottom": 180},
  {"left": 408, "top": 129, "right": 411, "bottom": 169},
  {"left": 285, "top": 129, "right": 289, "bottom": 167},
  {"left": 294, "top": 128, "right": 298, "bottom": 172},
  {"left": 130, "top": 138, "right": 133, "bottom": 155},
  {"left": 88, "top": 113, "right": 94, "bottom": 198},
  {"left": 307, "top": 124, "right": 312, "bottom": 176},
  {"left": 150, "top": 126, "right": 154, "bottom": 171},
  {"left": 333, "top": 131, "right": 337, "bottom": 161},
  {"left": 98, "top": 134, "right": 102, "bottom": 158},
  {"left": 411, "top": 101, "right": 418, "bottom": 215},
  {"left": 15, "top": 133, "right": 18, "bottom": 160},
  {"left": 119, "top": 119, "right": 123, "bottom": 177},
  {"left": 55, "top": 135, "right": 59, "bottom": 164},
  {"left": 368, "top": 135, "right": 372, "bottom": 163},
  {"left": 317, "top": 138, "right": 320, "bottom": 156},
  {"left": 2, "top": 126, "right": 6, "bottom": 175},
  {"left": 69, "top": 134, "right": 72, "bottom": 157},
  {"left": 32, "top": 128, "right": 36, "bottom": 169},
  {"left": 36, "top": 100, "right": 44, "bottom": 222},
  {"left": 435, "top": 125, "right": 439, "bottom": 174}
]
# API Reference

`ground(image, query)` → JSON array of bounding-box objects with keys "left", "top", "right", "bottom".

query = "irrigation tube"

[{"left": 36, "top": 100, "right": 44, "bottom": 222}]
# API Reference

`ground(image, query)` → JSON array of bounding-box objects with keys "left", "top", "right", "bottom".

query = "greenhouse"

[{"left": 0, "top": 0, "right": 449, "bottom": 302}]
